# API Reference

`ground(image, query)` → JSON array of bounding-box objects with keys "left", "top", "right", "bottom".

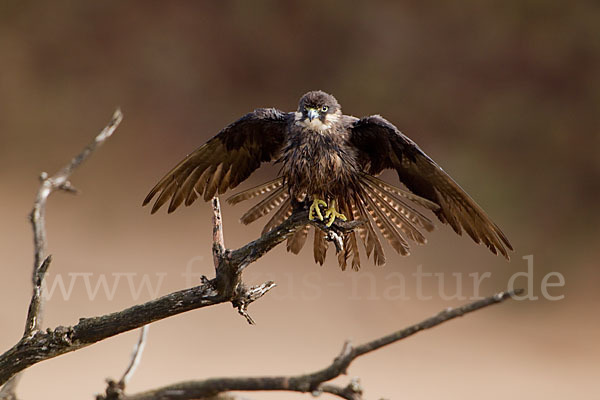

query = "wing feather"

[
  {"left": 349, "top": 115, "right": 512, "bottom": 259},
  {"left": 143, "top": 108, "right": 291, "bottom": 213}
]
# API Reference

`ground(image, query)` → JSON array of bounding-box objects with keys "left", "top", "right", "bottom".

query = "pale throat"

[{"left": 294, "top": 112, "right": 340, "bottom": 133}]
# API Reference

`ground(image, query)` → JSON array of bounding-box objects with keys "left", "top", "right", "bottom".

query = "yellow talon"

[
  {"left": 324, "top": 200, "right": 347, "bottom": 227},
  {"left": 309, "top": 196, "right": 327, "bottom": 221}
]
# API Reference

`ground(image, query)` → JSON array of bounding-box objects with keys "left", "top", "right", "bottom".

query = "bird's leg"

[
  {"left": 309, "top": 195, "right": 327, "bottom": 221},
  {"left": 324, "top": 199, "right": 347, "bottom": 227}
]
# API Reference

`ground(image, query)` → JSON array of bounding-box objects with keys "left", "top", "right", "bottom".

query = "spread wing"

[
  {"left": 348, "top": 115, "right": 513, "bottom": 259},
  {"left": 143, "top": 108, "right": 291, "bottom": 214}
]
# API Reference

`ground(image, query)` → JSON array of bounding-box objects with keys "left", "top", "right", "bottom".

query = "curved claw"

[
  {"left": 324, "top": 201, "right": 347, "bottom": 227},
  {"left": 309, "top": 197, "right": 327, "bottom": 221}
]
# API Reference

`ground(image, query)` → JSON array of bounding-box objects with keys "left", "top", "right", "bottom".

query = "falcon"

[{"left": 143, "top": 91, "right": 512, "bottom": 270}]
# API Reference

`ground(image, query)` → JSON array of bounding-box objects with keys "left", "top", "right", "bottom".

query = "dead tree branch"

[
  {"left": 0, "top": 377, "right": 18, "bottom": 400},
  {"left": 26, "top": 109, "right": 123, "bottom": 335},
  {"left": 120, "top": 326, "right": 149, "bottom": 387},
  {"left": 99, "top": 326, "right": 149, "bottom": 400},
  {"left": 0, "top": 108, "right": 521, "bottom": 400},
  {"left": 0, "top": 109, "right": 123, "bottom": 400},
  {"left": 99, "top": 290, "right": 521, "bottom": 400},
  {"left": 0, "top": 189, "right": 357, "bottom": 386}
]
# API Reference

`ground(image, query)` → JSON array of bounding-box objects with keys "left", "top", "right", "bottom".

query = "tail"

[{"left": 227, "top": 175, "right": 439, "bottom": 270}]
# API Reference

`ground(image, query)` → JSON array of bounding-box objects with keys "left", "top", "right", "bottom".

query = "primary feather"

[{"left": 144, "top": 91, "right": 513, "bottom": 269}]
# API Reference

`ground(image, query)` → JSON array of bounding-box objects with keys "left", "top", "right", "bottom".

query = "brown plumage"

[{"left": 143, "top": 90, "right": 513, "bottom": 269}]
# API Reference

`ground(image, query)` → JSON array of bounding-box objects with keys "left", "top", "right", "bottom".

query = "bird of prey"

[{"left": 143, "top": 91, "right": 512, "bottom": 270}]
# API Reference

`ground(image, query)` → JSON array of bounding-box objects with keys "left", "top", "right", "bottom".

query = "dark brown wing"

[
  {"left": 143, "top": 108, "right": 291, "bottom": 214},
  {"left": 348, "top": 115, "right": 513, "bottom": 259}
]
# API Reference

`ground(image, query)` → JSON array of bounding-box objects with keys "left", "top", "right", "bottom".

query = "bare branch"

[
  {"left": 120, "top": 326, "right": 149, "bottom": 387},
  {"left": 233, "top": 281, "right": 277, "bottom": 325},
  {"left": 24, "top": 255, "right": 52, "bottom": 337},
  {"left": 26, "top": 109, "right": 123, "bottom": 335},
  {"left": 0, "top": 199, "right": 354, "bottom": 386},
  {"left": 106, "top": 289, "right": 522, "bottom": 400},
  {"left": 319, "top": 379, "right": 363, "bottom": 400},
  {"left": 98, "top": 326, "right": 149, "bottom": 400},
  {"left": 0, "top": 376, "right": 20, "bottom": 400},
  {"left": 352, "top": 290, "right": 522, "bottom": 357},
  {"left": 1, "top": 107, "right": 521, "bottom": 400},
  {"left": 0, "top": 110, "right": 123, "bottom": 399},
  {"left": 212, "top": 197, "right": 225, "bottom": 269}
]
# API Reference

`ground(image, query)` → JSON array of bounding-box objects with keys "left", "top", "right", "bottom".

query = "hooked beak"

[{"left": 307, "top": 108, "right": 320, "bottom": 121}]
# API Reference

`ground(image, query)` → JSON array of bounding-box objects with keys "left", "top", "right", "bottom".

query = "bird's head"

[{"left": 296, "top": 91, "right": 341, "bottom": 130}]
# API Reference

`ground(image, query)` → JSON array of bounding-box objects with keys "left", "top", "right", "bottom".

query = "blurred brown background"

[{"left": 1, "top": 1, "right": 599, "bottom": 399}]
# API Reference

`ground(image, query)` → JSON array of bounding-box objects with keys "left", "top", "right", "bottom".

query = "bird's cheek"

[{"left": 325, "top": 113, "right": 340, "bottom": 124}]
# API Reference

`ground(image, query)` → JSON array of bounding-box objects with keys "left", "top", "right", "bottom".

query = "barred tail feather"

[
  {"left": 313, "top": 227, "right": 328, "bottom": 265},
  {"left": 224, "top": 175, "right": 445, "bottom": 269},
  {"left": 338, "top": 197, "right": 361, "bottom": 270},
  {"left": 262, "top": 198, "right": 292, "bottom": 235},
  {"left": 239, "top": 186, "right": 289, "bottom": 225},
  {"left": 227, "top": 177, "right": 285, "bottom": 205},
  {"left": 362, "top": 183, "right": 427, "bottom": 244},
  {"left": 362, "top": 191, "right": 411, "bottom": 256},
  {"left": 287, "top": 224, "right": 309, "bottom": 254},
  {"left": 363, "top": 174, "right": 439, "bottom": 211},
  {"left": 354, "top": 195, "right": 386, "bottom": 266},
  {"left": 337, "top": 235, "right": 350, "bottom": 270},
  {"left": 362, "top": 177, "right": 435, "bottom": 232}
]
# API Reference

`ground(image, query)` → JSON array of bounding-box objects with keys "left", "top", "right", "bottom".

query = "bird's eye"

[{"left": 321, "top": 105, "right": 329, "bottom": 112}]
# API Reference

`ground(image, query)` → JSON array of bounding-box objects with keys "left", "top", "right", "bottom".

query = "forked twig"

[
  {"left": 99, "top": 326, "right": 149, "bottom": 400},
  {"left": 0, "top": 108, "right": 521, "bottom": 400},
  {"left": 0, "top": 109, "right": 123, "bottom": 400},
  {"left": 0, "top": 195, "right": 356, "bottom": 386}
]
